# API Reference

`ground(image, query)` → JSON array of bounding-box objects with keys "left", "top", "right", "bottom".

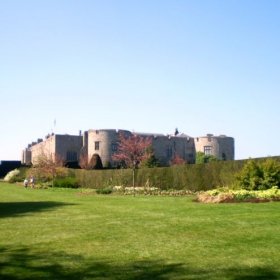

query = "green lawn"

[{"left": 1, "top": 182, "right": 280, "bottom": 279}]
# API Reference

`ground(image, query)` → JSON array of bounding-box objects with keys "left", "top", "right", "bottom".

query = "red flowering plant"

[{"left": 112, "top": 132, "right": 153, "bottom": 194}]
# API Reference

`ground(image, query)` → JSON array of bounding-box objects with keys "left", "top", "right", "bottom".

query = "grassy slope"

[{"left": 1, "top": 182, "right": 280, "bottom": 279}]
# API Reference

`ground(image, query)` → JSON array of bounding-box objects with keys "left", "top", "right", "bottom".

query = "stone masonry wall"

[
  {"left": 55, "top": 135, "right": 83, "bottom": 161},
  {"left": 194, "top": 135, "right": 234, "bottom": 160},
  {"left": 22, "top": 130, "right": 234, "bottom": 166}
]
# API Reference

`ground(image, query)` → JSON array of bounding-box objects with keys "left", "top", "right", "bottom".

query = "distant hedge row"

[{"left": 73, "top": 158, "right": 280, "bottom": 191}]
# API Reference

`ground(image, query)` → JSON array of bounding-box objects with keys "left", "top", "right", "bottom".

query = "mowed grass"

[{"left": 1, "top": 182, "right": 280, "bottom": 279}]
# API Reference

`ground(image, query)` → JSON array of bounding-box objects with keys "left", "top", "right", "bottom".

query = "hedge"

[
  {"left": 16, "top": 156, "right": 280, "bottom": 191},
  {"left": 72, "top": 159, "right": 252, "bottom": 191}
]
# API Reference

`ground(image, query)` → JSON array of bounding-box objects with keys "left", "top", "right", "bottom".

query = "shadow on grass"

[
  {"left": 0, "top": 247, "right": 279, "bottom": 280},
  {"left": 0, "top": 201, "right": 75, "bottom": 218}
]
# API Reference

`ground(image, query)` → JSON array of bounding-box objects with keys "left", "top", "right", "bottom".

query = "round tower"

[
  {"left": 87, "top": 129, "right": 131, "bottom": 167},
  {"left": 195, "top": 134, "right": 234, "bottom": 160}
]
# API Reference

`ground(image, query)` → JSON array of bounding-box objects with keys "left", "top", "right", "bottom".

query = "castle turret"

[{"left": 195, "top": 134, "right": 234, "bottom": 160}]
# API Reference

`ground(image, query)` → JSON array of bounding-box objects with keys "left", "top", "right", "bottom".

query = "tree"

[
  {"left": 140, "top": 146, "right": 160, "bottom": 168},
  {"left": 169, "top": 152, "right": 185, "bottom": 166},
  {"left": 79, "top": 154, "right": 93, "bottom": 170},
  {"left": 235, "top": 158, "right": 280, "bottom": 190},
  {"left": 30, "top": 152, "right": 66, "bottom": 187},
  {"left": 79, "top": 153, "right": 103, "bottom": 170},
  {"left": 111, "top": 132, "right": 153, "bottom": 193},
  {"left": 90, "top": 154, "right": 103, "bottom": 169},
  {"left": 234, "top": 158, "right": 262, "bottom": 190},
  {"left": 196, "top": 151, "right": 219, "bottom": 164},
  {"left": 261, "top": 158, "right": 280, "bottom": 189}
]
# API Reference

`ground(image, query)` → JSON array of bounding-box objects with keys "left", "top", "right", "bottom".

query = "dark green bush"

[
  {"left": 96, "top": 188, "right": 113, "bottom": 194},
  {"left": 234, "top": 158, "right": 280, "bottom": 190},
  {"left": 196, "top": 151, "right": 219, "bottom": 163},
  {"left": 261, "top": 158, "right": 280, "bottom": 189},
  {"left": 53, "top": 177, "right": 80, "bottom": 188},
  {"left": 18, "top": 167, "right": 31, "bottom": 181}
]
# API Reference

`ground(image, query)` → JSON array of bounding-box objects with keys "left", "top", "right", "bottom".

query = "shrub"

[
  {"left": 234, "top": 158, "right": 280, "bottom": 190},
  {"left": 53, "top": 177, "right": 80, "bottom": 188},
  {"left": 197, "top": 186, "right": 280, "bottom": 203},
  {"left": 4, "top": 169, "right": 20, "bottom": 183},
  {"left": 117, "top": 186, "right": 196, "bottom": 196},
  {"left": 197, "top": 192, "right": 234, "bottom": 203},
  {"left": 261, "top": 158, "right": 280, "bottom": 189},
  {"left": 140, "top": 146, "right": 160, "bottom": 168},
  {"left": 17, "top": 167, "right": 30, "bottom": 182},
  {"left": 196, "top": 151, "right": 219, "bottom": 164},
  {"left": 96, "top": 188, "right": 113, "bottom": 194},
  {"left": 4, "top": 167, "right": 30, "bottom": 183}
]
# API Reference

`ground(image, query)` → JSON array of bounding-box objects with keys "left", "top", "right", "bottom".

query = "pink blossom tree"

[
  {"left": 111, "top": 132, "right": 153, "bottom": 192},
  {"left": 29, "top": 152, "right": 66, "bottom": 188},
  {"left": 79, "top": 154, "right": 103, "bottom": 170},
  {"left": 169, "top": 152, "right": 185, "bottom": 166}
]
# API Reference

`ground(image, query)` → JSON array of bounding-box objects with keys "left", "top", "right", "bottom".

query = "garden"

[
  {"left": 1, "top": 181, "right": 280, "bottom": 279},
  {"left": 4, "top": 156, "right": 280, "bottom": 202},
  {"left": 1, "top": 157, "right": 280, "bottom": 279}
]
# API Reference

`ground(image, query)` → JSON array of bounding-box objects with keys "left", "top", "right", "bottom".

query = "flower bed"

[
  {"left": 76, "top": 186, "right": 197, "bottom": 196},
  {"left": 195, "top": 186, "right": 280, "bottom": 203},
  {"left": 114, "top": 186, "right": 196, "bottom": 196}
]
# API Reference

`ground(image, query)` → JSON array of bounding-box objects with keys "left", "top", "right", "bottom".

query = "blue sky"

[{"left": 1, "top": 0, "right": 280, "bottom": 161}]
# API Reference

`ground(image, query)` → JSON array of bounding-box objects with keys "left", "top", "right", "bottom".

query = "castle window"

[
  {"left": 204, "top": 146, "right": 212, "bottom": 155},
  {"left": 166, "top": 146, "right": 173, "bottom": 157},
  {"left": 66, "top": 150, "right": 78, "bottom": 161},
  {"left": 95, "top": 141, "right": 100, "bottom": 150},
  {"left": 112, "top": 143, "right": 118, "bottom": 151}
]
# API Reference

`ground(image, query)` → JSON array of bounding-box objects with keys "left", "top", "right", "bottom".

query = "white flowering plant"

[
  {"left": 112, "top": 186, "right": 196, "bottom": 196},
  {"left": 4, "top": 169, "right": 20, "bottom": 182}
]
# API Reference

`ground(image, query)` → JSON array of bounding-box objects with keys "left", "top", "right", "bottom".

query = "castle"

[{"left": 21, "top": 128, "right": 235, "bottom": 167}]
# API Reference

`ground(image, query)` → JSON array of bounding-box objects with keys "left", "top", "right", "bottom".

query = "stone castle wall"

[
  {"left": 87, "top": 130, "right": 196, "bottom": 166},
  {"left": 23, "top": 134, "right": 83, "bottom": 164},
  {"left": 22, "top": 129, "right": 235, "bottom": 166},
  {"left": 29, "top": 136, "right": 55, "bottom": 163},
  {"left": 149, "top": 134, "right": 195, "bottom": 165},
  {"left": 55, "top": 135, "right": 83, "bottom": 161}
]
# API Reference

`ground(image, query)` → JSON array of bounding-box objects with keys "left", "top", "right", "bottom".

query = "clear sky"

[{"left": 1, "top": 0, "right": 280, "bottom": 161}]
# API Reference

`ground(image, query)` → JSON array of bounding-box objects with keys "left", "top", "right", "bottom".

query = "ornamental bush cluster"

[
  {"left": 96, "top": 188, "right": 113, "bottom": 194},
  {"left": 197, "top": 186, "right": 280, "bottom": 203},
  {"left": 53, "top": 177, "right": 80, "bottom": 188},
  {"left": 4, "top": 169, "right": 20, "bottom": 182},
  {"left": 234, "top": 158, "right": 280, "bottom": 190}
]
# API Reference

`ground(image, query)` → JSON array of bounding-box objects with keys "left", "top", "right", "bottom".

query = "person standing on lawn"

[
  {"left": 30, "top": 177, "right": 35, "bottom": 188},
  {"left": 24, "top": 178, "right": 28, "bottom": 189}
]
